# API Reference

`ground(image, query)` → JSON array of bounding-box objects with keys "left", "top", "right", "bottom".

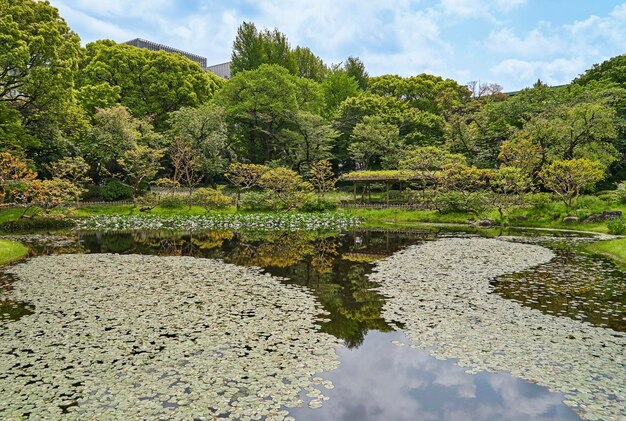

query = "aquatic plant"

[
  {"left": 1, "top": 254, "right": 342, "bottom": 419},
  {"left": 73, "top": 213, "right": 362, "bottom": 232},
  {"left": 371, "top": 237, "right": 625, "bottom": 420}
]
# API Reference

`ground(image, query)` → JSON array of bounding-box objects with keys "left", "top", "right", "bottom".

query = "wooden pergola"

[{"left": 340, "top": 170, "right": 428, "bottom": 203}]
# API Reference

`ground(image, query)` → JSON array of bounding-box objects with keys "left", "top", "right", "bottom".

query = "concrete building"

[
  {"left": 125, "top": 38, "right": 208, "bottom": 69},
  {"left": 125, "top": 38, "right": 231, "bottom": 79},
  {"left": 206, "top": 61, "right": 231, "bottom": 79}
]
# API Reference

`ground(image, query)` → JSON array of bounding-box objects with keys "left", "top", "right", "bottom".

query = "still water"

[{"left": 2, "top": 227, "right": 624, "bottom": 419}]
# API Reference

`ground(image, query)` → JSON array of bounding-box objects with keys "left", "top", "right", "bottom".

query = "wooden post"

[{"left": 386, "top": 182, "right": 390, "bottom": 205}]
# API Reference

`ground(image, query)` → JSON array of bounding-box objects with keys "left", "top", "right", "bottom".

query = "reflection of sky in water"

[{"left": 290, "top": 331, "right": 580, "bottom": 421}]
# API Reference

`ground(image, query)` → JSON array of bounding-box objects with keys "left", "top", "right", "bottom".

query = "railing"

[{"left": 339, "top": 201, "right": 430, "bottom": 209}]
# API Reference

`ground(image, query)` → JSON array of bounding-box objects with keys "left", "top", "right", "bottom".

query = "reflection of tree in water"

[
  {"left": 75, "top": 228, "right": 436, "bottom": 347},
  {"left": 493, "top": 240, "right": 626, "bottom": 332},
  {"left": 225, "top": 232, "right": 315, "bottom": 268}
]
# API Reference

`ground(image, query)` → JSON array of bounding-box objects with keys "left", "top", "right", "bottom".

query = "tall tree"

[
  {"left": 216, "top": 64, "right": 299, "bottom": 164},
  {"left": 294, "top": 46, "right": 328, "bottom": 81},
  {"left": 343, "top": 56, "right": 369, "bottom": 90},
  {"left": 231, "top": 22, "right": 266, "bottom": 75},
  {"left": 78, "top": 41, "right": 222, "bottom": 130},
  {"left": 168, "top": 104, "right": 229, "bottom": 182},
  {"left": 0, "top": 0, "right": 82, "bottom": 157},
  {"left": 230, "top": 22, "right": 297, "bottom": 75}
]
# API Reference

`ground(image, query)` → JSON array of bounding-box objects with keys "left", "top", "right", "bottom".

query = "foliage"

[
  {"left": 294, "top": 46, "right": 328, "bottom": 81},
  {"left": 20, "top": 178, "right": 82, "bottom": 215},
  {"left": 192, "top": 187, "right": 233, "bottom": 211},
  {"left": 540, "top": 159, "right": 605, "bottom": 208},
  {"left": 302, "top": 198, "right": 338, "bottom": 213},
  {"left": 321, "top": 70, "right": 359, "bottom": 118},
  {"left": 231, "top": 22, "right": 297, "bottom": 75},
  {"left": 238, "top": 191, "right": 275, "bottom": 211},
  {"left": 343, "top": 56, "right": 368, "bottom": 90},
  {"left": 118, "top": 145, "right": 164, "bottom": 200},
  {"left": 157, "top": 196, "right": 185, "bottom": 209},
  {"left": 168, "top": 137, "right": 203, "bottom": 205},
  {"left": 101, "top": 179, "right": 133, "bottom": 201},
  {"left": 225, "top": 163, "right": 269, "bottom": 209},
  {"left": 0, "top": 152, "right": 36, "bottom": 204},
  {"left": 606, "top": 217, "right": 626, "bottom": 235},
  {"left": 259, "top": 167, "right": 313, "bottom": 210},
  {"left": 349, "top": 116, "right": 401, "bottom": 169},
  {"left": 309, "top": 160, "right": 336, "bottom": 197},
  {"left": 78, "top": 40, "right": 221, "bottom": 129},
  {"left": 80, "top": 106, "right": 145, "bottom": 177},
  {"left": 168, "top": 103, "right": 229, "bottom": 181},
  {"left": 0, "top": 0, "right": 82, "bottom": 158}
]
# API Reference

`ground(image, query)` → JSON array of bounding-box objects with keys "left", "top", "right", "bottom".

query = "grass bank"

[
  {"left": 585, "top": 238, "right": 626, "bottom": 266},
  {"left": 0, "top": 239, "right": 28, "bottom": 266}
]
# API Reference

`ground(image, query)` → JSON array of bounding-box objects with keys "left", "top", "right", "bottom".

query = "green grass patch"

[
  {"left": 0, "top": 239, "right": 28, "bottom": 266},
  {"left": 585, "top": 238, "right": 626, "bottom": 267}
]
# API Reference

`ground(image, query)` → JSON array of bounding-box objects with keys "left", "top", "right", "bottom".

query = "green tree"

[
  {"left": 226, "top": 162, "right": 269, "bottom": 210},
  {"left": 349, "top": 116, "right": 402, "bottom": 169},
  {"left": 343, "top": 56, "right": 368, "bottom": 90},
  {"left": 168, "top": 103, "right": 229, "bottom": 182},
  {"left": 118, "top": 145, "right": 164, "bottom": 201},
  {"left": 0, "top": 0, "right": 82, "bottom": 158},
  {"left": 294, "top": 46, "right": 328, "bottom": 81},
  {"left": 321, "top": 70, "right": 360, "bottom": 118},
  {"left": 216, "top": 64, "right": 299, "bottom": 163},
  {"left": 78, "top": 40, "right": 222, "bottom": 129},
  {"left": 230, "top": 22, "right": 297, "bottom": 75},
  {"left": 259, "top": 167, "right": 313, "bottom": 210},
  {"left": 281, "top": 112, "right": 338, "bottom": 172},
  {"left": 540, "top": 159, "right": 605, "bottom": 208},
  {"left": 80, "top": 106, "right": 142, "bottom": 177},
  {"left": 231, "top": 22, "right": 266, "bottom": 75},
  {"left": 48, "top": 156, "right": 91, "bottom": 203}
]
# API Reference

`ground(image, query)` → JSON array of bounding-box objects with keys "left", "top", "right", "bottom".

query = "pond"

[{"left": 0, "top": 227, "right": 624, "bottom": 420}]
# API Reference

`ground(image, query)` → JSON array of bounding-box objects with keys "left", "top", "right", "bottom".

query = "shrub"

[
  {"left": 302, "top": 198, "right": 338, "bottom": 212},
  {"left": 82, "top": 184, "right": 102, "bottom": 201},
  {"left": 526, "top": 193, "right": 554, "bottom": 211},
  {"left": 607, "top": 217, "right": 626, "bottom": 235},
  {"left": 192, "top": 188, "right": 233, "bottom": 211},
  {"left": 158, "top": 196, "right": 185, "bottom": 208},
  {"left": 239, "top": 191, "right": 274, "bottom": 211},
  {"left": 101, "top": 180, "right": 133, "bottom": 201},
  {"left": 616, "top": 188, "right": 626, "bottom": 205}
]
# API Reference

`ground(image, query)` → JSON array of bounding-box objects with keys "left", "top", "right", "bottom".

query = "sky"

[{"left": 48, "top": 0, "right": 626, "bottom": 91}]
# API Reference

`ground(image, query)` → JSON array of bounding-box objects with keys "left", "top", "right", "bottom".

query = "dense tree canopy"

[
  {"left": 1, "top": 1, "right": 625, "bottom": 207},
  {"left": 78, "top": 40, "right": 222, "bottom": 129}
]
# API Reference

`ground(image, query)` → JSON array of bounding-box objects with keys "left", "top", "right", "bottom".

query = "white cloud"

[
  {"left": 486, "top": 28, "right": 562, "bottom": 57},
  {"left": 488, "top": 2, "right": 626, "bottom": 89},
  {"left": 492, "top": 57, "right": 586, "bottom": 87},
  {"left": 439, "top": 0, "right": 526, "bottom": 17}
]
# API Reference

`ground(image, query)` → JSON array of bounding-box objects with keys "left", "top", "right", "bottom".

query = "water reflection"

[
  {"left": 288, "top": 331, "right": 580, "bottom": 421},
  {"left": 494, "top": 238, "right": 626, "bottom": 331},
  {"left": 78, "top": 229, "right": 437, "bottom": 348}
]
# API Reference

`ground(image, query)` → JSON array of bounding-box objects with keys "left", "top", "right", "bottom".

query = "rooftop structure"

[
  {"left": 125, "top": 38, "right": 231, "bottom": 79},
  {"left": 206, "top": 61, "right": 231, "bottom": 79},
  {"left": 125, "top": 38, "right": 207, "bottom": 69}
]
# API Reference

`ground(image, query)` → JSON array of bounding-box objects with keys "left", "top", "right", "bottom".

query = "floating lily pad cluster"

[
  {"left": 74, "top": 213, "right": 362, "bottom": 232},
  {"left": 371, "top": 237, "right": 625, "bottom": 420},
  {"left": 494, "top": 237, "right": 626, "bottom": 331},
  {"left": 0, "top": 254, "right": 342, "bottom": 419}
]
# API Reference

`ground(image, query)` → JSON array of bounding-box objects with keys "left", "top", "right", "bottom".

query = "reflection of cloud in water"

[
  {"left": 290, "top": 331, "right": 579, "bottom": 421},
  {"left": 372, "top": 237, "right": 624, "bottom": 420}
]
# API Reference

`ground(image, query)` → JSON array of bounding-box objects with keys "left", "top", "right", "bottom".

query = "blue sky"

[{"left": 49, "top": 0, "right": 626, "bottom": 91}]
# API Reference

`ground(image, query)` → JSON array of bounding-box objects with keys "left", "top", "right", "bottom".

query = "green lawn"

[
  {"left": 585, "top": 238, "right": 626, "bottom": 266},
  {"left": 0, "top": 239, "right": 28, "bottom": 266}
]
